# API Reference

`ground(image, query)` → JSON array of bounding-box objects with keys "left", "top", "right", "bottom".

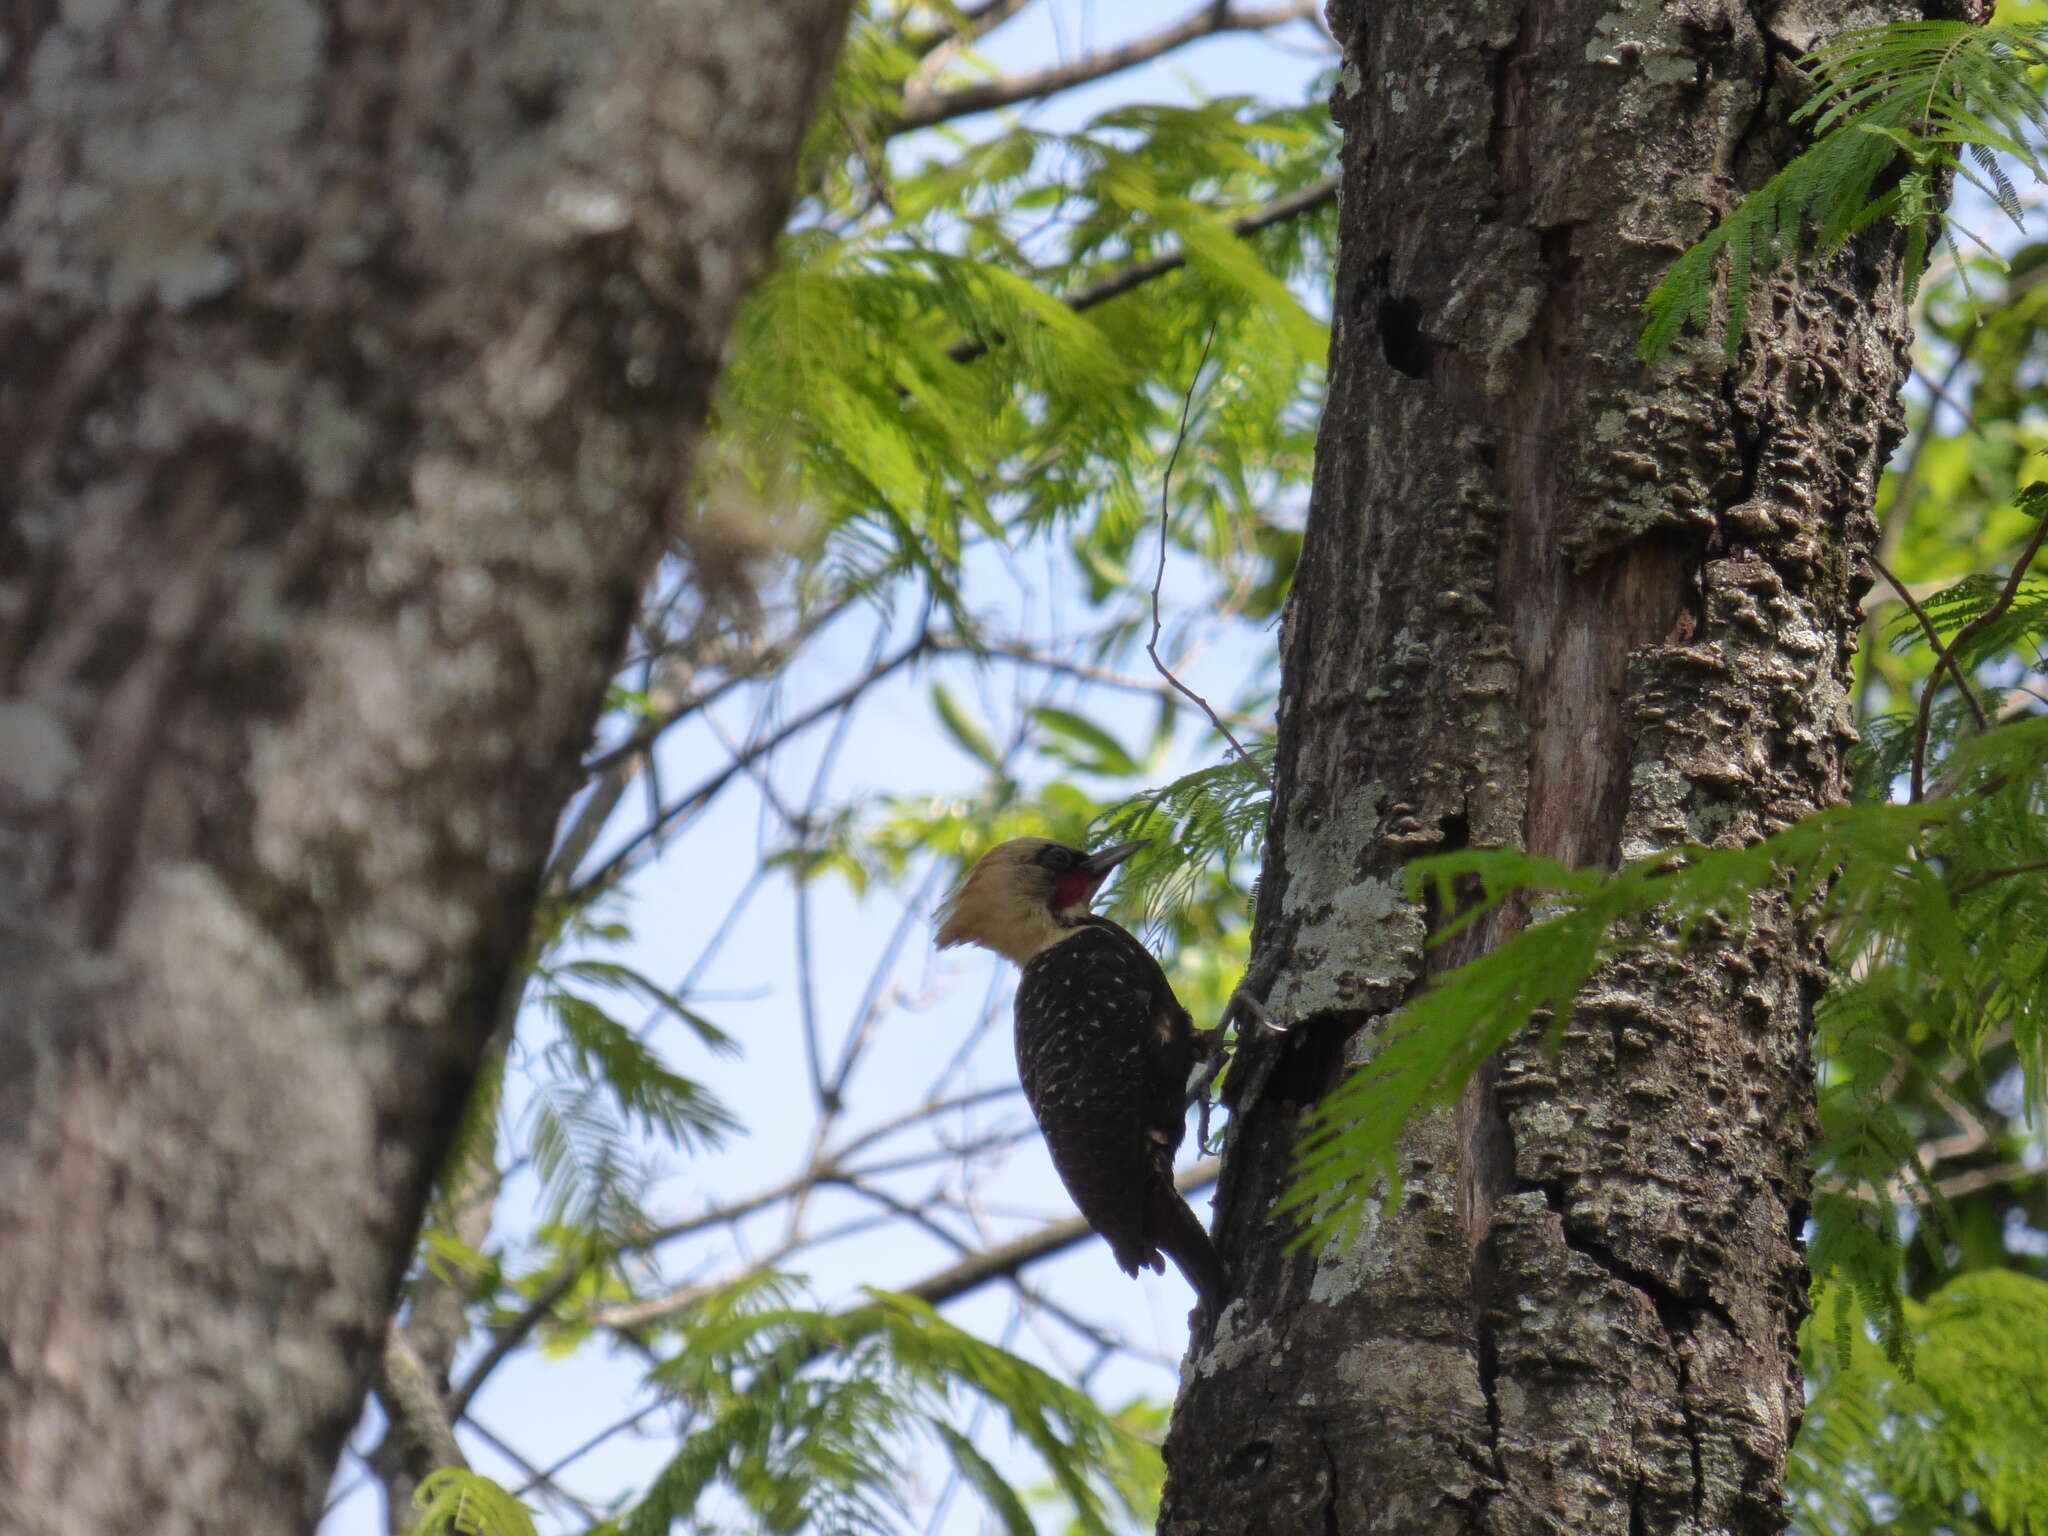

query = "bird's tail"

[{"left": 1148, "top": 1179, "right": 1229, "bottom": 1310}]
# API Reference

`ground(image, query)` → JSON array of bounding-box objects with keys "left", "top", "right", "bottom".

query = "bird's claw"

[
  {"left": 1225, "top": 986, "right": 1289, "bottom": 1036},
  {"left": 1184, "top": 989, "right": 1289, "bottom": 1106}
]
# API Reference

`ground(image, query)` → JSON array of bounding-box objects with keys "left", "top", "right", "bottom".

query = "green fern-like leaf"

[
  {"left": 1091, "top": 741, "right": 1275, "bottom": 931},
  {"left": 1641, "top": 21, "right": 2048, "bottom": 359},
  {"left": 525, "top": 1079, "right": 651, "bottom": 1237},
  {"left": 1793, "top": 1272, "right": 2048, "bottom": 1535},
  {"left": 407, "top": 1470, "right": 540, "bottom": 1536},
  {"left": 710, "top": 91, "right": 1335, "bottom": 617},
  {"left": 622, "top": 1278, "right": 1152, "bottom": 1536},
  {"left": 1281, "top": 713, "right": 2048, "bottom": 1329}
]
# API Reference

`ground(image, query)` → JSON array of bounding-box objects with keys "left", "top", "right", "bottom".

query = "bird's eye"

[{"left": 1041, "top": 846, "right": 1076, "bottom": 871}]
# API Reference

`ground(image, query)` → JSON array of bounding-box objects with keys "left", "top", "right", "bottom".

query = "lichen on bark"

[
  {"left": 1159, "top": 3, "right": 1966, "bottom": 1533},
  {"left": 0, "top": 1, "right": 849, "bottom": 1530}
]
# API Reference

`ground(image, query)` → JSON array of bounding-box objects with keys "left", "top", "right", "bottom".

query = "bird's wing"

[
  {"left": 1014, "top": 926, "right": 1160, "bottom": 1272},
  {"left": 1072, "top": 917, "right": 1194, "bottom": 1157}
]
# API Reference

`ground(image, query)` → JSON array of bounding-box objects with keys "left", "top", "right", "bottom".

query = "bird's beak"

[{"left": 1078, "top": 839, "right": 1147, "bottom": 876}]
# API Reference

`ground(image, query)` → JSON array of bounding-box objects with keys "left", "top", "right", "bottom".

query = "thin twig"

[
  {"left": 795, "top": 866, "right": 829, "bottom": 1110},
  {"left": 1909, "top": 508, "right": 2048, "bottom": 801},
  {"left": 511, "top": 1400, "right": 671, "bottom": 1499},
  {"left": 901, "top": 0, "right": 1036, "bottom": 62},
  {"left": 1913, "top": 364, "right": 1985, "bottom": 439},
  {"left": 832, "top": 1084, "right": 1023, "bottom": 1162},
  {"left": 554, "top": 1161, "right": 1220, "bottom": 1493},
  {"left": 735, "top": 632, "right": 883, "bottom": 1236},
  {"left": 927, "top": 630, "right": 1267, "bottom": 721},
  {"left": 1146, "top": 327, "right": 1274, "bottom": 788},
  {"left": 445, "top": 1265, "right": 583, "bottom": 1423},
  {"left": 701, "top": 703, "right": 806, "bottom": 827},
  {"left": 465, "top": 1417, "right": 604, "bottom": 1523},
  {"left": 587, "top": 1270, "right": 764, "bottom": 1334},
  {"left": 639, "top": 863, "right": 768, "bottom": 1040},
  {"left": 1870, "top": 553, "right": 1990, "bottom": 731},
  {"left": 832, "top": 1125, "right": 1041, "bottom": 1182},
  {"left": 1871, "top": 330, "right": 1978, "bottom": 554},
  {"left": 566, "top": 632, "right": 929, "bottom": 905},
  {"left": 450, "top": 1082, "right": 1033, "bottom": 1412},
  {"left": 799, "top": 643, "right": 883, "bottom": 1107},
  {"left": 945, "top": 174, "right": 1338, "bottom": 366},
  {"left": 1859, "top": 332, "right": 1982, "bottom": 722},
  {"left": 1951, "top": 857, "right": 2048, "bottom": 897},
  {"left": 585, "top": 597, "right": 854, "bottom": 774},
  {"left": 827, "top": 863, "right": 951, "bottom": 1098},
  {"left": 901, "top": 1158, "right": 1220, "bottom": 1305},
  {"left": 896, "top": 0, "right": 1315, "bottom": 131}
]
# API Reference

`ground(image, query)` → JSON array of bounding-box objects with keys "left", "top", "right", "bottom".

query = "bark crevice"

[{"left": 1163, "top": 1, "right": 1932, "bottom": 1532}]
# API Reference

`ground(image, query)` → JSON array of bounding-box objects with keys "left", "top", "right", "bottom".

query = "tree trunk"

[
  {"left": 0, "top": 3, "right": 846, "bottom": 1531},
  {"left": 1161, "top": 2, "right": 1972, "bottom": 1532}
]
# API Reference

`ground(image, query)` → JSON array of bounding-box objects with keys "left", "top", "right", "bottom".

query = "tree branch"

[
  {"left": 1869, "top": 553, "right": 1990, "bottom": 732},
  {"left": 375, "top": 1323, "right": 469, "bottom": 1475},
  {"left": 897, "top": 0, "right": 1316, "bottom": 131},
  {"left": 945, "top": 173, "right": 1339, "bottom": 366},
  {"left": 1951, "top": 856, "right": 2048, "bottom": 897},
  {"left": 495, "top": 1159, "right": 1221, "bottom": 1499},
  {"left": 1909, "top": 509, "right": 2048, "bottom": 801},
  {"left": 564, "top": 631, "right": 931, "bottom": 906},
  {"left": 901, "top": 0, "right": 1037, "bottom": 61},
  {"left": 1059, "top": 172, "right": 1339, "bottom": 314},
  {"left": 583, "top": 597, "right": 856, "bottom": 776},
  {"left": 1147, "top": 329, "right": 1272, "bottom": 786},
  {"left": 446, "top": 1086, "right": 1030, "bottom": 1415},
  {"left": 928, "top": 631, "right": 1266, "bottom": 717},
  {"left": 901, "top": 1157, "right": 1219, "bottom": 1306},
  {"left": 512, "top": 1401, "right": 671, "bottom": 1501},
  {"left": 463, "top": 1418, "right": 604, "bottom": 1524}
]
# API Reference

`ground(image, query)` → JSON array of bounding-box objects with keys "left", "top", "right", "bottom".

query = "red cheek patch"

[{"left": 1052, "top": 870, "right": 1101, "bottom": 910}]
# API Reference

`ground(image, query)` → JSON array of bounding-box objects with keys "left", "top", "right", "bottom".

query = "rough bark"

[
  {"left": 0, "top": 2, "right": 847, "bottom": 1531},
  {"left": 1160, "top": 2, "right": 1975, "bottom": 1533}
]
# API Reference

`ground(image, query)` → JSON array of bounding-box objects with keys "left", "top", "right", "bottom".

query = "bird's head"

[{"left": 934, "top": 836, "right": 1146, "bottom": 964}]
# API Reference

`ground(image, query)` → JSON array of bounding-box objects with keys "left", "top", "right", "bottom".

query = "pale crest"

[{"left": 934, "top": 837, "right": 1084, "bottom": 965}]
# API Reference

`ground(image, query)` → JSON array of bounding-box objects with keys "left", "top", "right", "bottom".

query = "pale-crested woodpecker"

[{"left": 936, "top": 836, "right": 1228, "bottom": 1308}]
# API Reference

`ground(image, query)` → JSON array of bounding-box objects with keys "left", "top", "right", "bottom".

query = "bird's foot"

[{"left": 1224, "top": 986, "right": 1289, "bottom": 1036}]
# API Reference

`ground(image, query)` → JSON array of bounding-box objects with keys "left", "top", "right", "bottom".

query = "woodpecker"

[{"left": 936, "top": 836, "right": 1228, "bottom": 1308}]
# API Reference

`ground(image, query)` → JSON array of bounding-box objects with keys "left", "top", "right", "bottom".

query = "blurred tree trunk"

[
  {"left": 1161, "top": 2, "right": 1976, "bottom": 1533},
  {"left": 0, "top": 2, "right": 846, "bottom": 1531}
]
